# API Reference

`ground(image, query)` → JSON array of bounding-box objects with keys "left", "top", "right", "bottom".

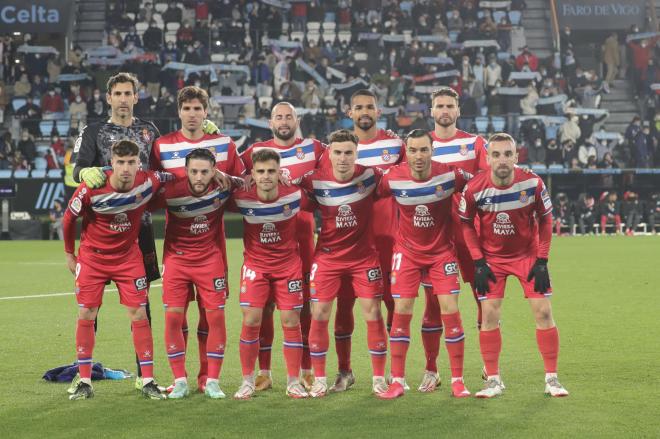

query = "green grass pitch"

[{"left": 0, "top": 237, "right": 658, "bottom": 438}]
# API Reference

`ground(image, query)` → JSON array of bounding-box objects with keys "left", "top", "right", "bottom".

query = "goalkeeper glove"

[
  {"left": 79, "top": 167, "right": 106, "bottom": 188},
  {"left": 527, "top": 258, "right": 551, "bottom": 293},
  {"left": 473, "top": 258, "right": 496, "bottom": 295},
  {"left": 202, "top": 119, "right": 220, "bottom": 135}
]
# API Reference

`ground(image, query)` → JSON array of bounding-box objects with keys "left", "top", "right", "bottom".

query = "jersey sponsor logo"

[
  {"left": 444, "top": 262, "right": 458, "bottom": 276},
  {"left": 366, "top": 267, "right": 382, "bottom": 282},
  {"left": 260, "top": 222, "right": 282, "bottom": 244},
  {"left": 287, "top": 279, "right": 303, "bottom": 293},
  {"left": 110, "top": 213, "right": 131, "bottom": 232},
  {"left": 70, "top": 197, "right": 82, "bottom": 215},
  {"left": 413, "top": 204, "right": 435, "bottom": 228},
  {"left": 493, "top": 212, "right": 516, "bottom": 235},
  {"left": 214, "top": 277, "right": 227, "bottom": 291},
  {"left": 190, "top": 215, "right": 210, "bottom": 235},
  {"left": 336, "top": 204, "right": 358, "bottom": 228},
  {"left": 134, "top": 276, "right": 148, "bottom": 291}
]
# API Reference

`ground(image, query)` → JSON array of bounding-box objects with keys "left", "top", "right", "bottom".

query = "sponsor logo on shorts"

[
  {"left": 287, "top": 279, "right": 303, "bottom": 293},
  {"left": 134, "top": 276, "right": 148, "bottom": 291},
  {"left": 444, "top": 262, "right": 458, "bottom": 276},
  {"left": 110, "top": 213, "right": 131, "bottom": 232},
  {"left": 366, "top": 267, "right": 382, "bottom": 282},
  {"left": 214, "top": 277, "right": 227, "bottom": 291}
]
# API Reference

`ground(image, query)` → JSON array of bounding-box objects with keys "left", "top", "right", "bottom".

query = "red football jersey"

[
  {"left": 300, "top": 165, "right": 380, "bottom": 261},
  {"left": 378, "top": 162, "right": 469, "bottom": 258},
  {"left": 63, "top": 170, "right": 165, "bottom": 254},
  {"left": 150, "top": 131, "right": 245, "bottom": 177},
  {"left": 229, "top": 183, "right": 311, "bottom": 272},
  {"left": 150, "top": 179, "right": 232, "bottom": 264},
  {"left": 458, "top": 168, "right": 552, "bottom": 260},
  {"left": 429, "top": 130, "right": 489, "bottom": 174},
  {"left": 241, "top": 137, "right": 326, "bottom": 180}
]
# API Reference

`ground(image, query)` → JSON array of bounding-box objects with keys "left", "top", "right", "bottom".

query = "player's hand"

[
  {"left": 384, "top": 129, "right": 398, "bottom": 138},
  {"left": 65, "top": 253, "right": 77, "bottom": 275},
  {"left": 230, "top": 176, "right": 249, "bottom": 191},
  {"left": 243, "top": 174, "right": 254, "bottom": 188},
  {"left": 79, "top": 167, "right": 106, "bottom": 188},
  {"left": 213, "top": 169, "right": 232, "bottom": 190},
  {"left": 526, "top": 258, "right": 550, "bottom": 293},
  {"left": 279, "top": 169, "right": 291, "bottom": 186},
  {"left": 202, "top": 119, "right": 220, "bottom": 135},
  {"left": 473, "top": 258, "right": 496, "bottom": 295}
]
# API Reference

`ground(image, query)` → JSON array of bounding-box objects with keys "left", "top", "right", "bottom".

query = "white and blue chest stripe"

[
  {"left": 160, "top": 138, "right": 230, "bottom": 169},
  {"left": 432, "top": 137, "right": 477, "bottom": 163},
  {"left": 356, "top": 138, "right": 402, "bottom": 167},
  {"left": 91, "top": 179, "right": 153, "bottom": 214},
  {"left": 474, "top": 179, "right": 539, "bottom": 212},
  {"left": 166, "top": 188, "right": 231, "bottom": 218},
  {"left": 312, "top": 169, "right": 376, "bottom": 207},
  {"left": 236, "top": 191, "right": 301, "bottom": 224},
  {"left": 389, "top": 171, "right": 456, "bottom": 206},
  {"left": 255, "top": 139, "right": 317, "bottom": 168}
]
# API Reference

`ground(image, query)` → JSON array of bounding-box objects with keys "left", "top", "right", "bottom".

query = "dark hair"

[
  {"left": 251, "top": 148, "right": 281, "bottom": 165},
  {"left": 106, "top": 72, "right": 139, "bottom": 94},
  {"left": 177, "top": 86, "right": 209, "bottom": 110},
  {"left": 431, "top": 86, "right": 460, "bottom": 105},
  {"left": 185, "top": 148, "right": 216, "bottom": 167},
  {"left": 111, "top": 139, "right": 140, "bottom": 157},
  {"left": 487, "top": 132, "right": 516, "bottom": 147},
  {"left": 405, "top": 129, "right": 433, "bottom": 144},
  {"left": 328, "top": 129, "right": 359, "bottom": 146},
  {"left": 350, "top": 89, "right": 377, "bottom": 105}
]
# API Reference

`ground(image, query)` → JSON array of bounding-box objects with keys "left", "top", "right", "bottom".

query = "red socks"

[
  {"left": 76, "top": 319, "right": 95, "bottom": 380},
  {"left": 480, "top": 327, "right": 502, "bottom": 377},
  {"left": 334, "top": 295, "right": 355, "bottom": 372},
  {"left": 421, "top": 287, "right": 442, "bottom": 373},
  {"left": 132, "top": 319, "right": 154, "bottom": 379},
  {"left": 389, "top": 313, "right": 412, "bottom": 379},
  {"left": 309, "top": 319, "right": 329, "bottom": 378},
  {"left": 366, "top": 319, "right": 388, "bottom": 377},
  {"left": 205, "top": 309, "right": 226, "bottom": 380},
  {"left": 282, "top": 324, "right": 303, "bottom": 379},
  {"left": 239, "top": 324, "right": 261, "bottom": 377},
  {"left": 197, "top": 301, "right": 209, "bottom": 379},
  {"left": 300, "top": 311, "right": 312, "bottom": 370},
  {"left": 258, "top": 310, "right": 274, "bottom": 371},
  {"left": 164, "top": 312, "right": 187, "bottom": 379},
  {"left": 536, "top": 326, "right": 559, "bottom": 373},
  {"left": 442, "top": 312, "right": 465, "bottom": 379}
]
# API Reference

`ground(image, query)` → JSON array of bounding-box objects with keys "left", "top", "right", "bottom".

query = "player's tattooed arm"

[{"left": 65, "top": 253, "right": 77, "bottom": 275}]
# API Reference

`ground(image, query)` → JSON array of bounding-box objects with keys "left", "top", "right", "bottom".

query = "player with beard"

[{"left": 240, "top": 102, "right": 325, "bottom": 391}]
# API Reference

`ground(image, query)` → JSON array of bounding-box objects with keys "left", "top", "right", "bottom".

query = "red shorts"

[
  {"left": 239, "top": 259, "right": 304, "bottom": 310},
  {"left": 310, "top": 253, "right": 383, "bottom": 302},
  {"left": 391, "top": 248, "right": 460, "bottom": 298},
  {"left": 163, "top": 256, "right": 227, "bottom": 310},
  {"left": 478, "top": 255, "right": 553, "bottom": 302},
  {"left": 297, "top": 211, "right": 316, "bottom": 301},
  {"left": 75, "top": 247, "right": 148, "bottom": 309}
]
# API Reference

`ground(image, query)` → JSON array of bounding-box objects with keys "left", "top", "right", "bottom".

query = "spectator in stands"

[
  {"left": 41, "top": 87, "right": 64, "bottom": 120},
  {"left": 49, "top": 199, "right": 64, "bottom": 240},
  {"left": 14, "top": 73, "right": 31, "bottom": 97},
  {"left": 12, "top": 151, "right": 28, "bottom": 170},
  {"left": 163, "top": 1, "right": 183, "bottom": 24},
  {"left": 86, "top": 89, "right": 108, "bottom": 123},
  {"left": 520, "top": 84, "right": 539, "bottom": 115},
  {"left": 0, "top": 132, "right": 15, "bottom": 169},
  {"left": 124, "top": 26, "right": 143, "bottom": 48},
  {"left": 484, "top": 55, "right": 502, "bottom": 91},
  {"left": 516, "top": 46, "right": 538, "bottom": 71},
  {"left": 576, "top": 193, "right": 597, "bottom": 234},
  {"left": 622, "top": 191, "right": 642, "bottom": 236},
  {"left": 496, "top": 16, "right": 512, "bottom": 52},
  {"left": 553, "top": 192, "right": 574, "bottom": 235},
  {"left": 45, "top": 147, "right": 60, "bottom": 170},
  {"left": 598, "top": 151, "right": 619, "bottom": 169},
  {"left": 69, "top": 94, "right": 87, "bottom": 128},
  {"left": 559, "top": 113, "right": 581, "bottom": 144},
  {"left": 447, "top": 9, "right": 463, "bottom": 32},
  {"left": 560, "top": 26, "right": 573, "bottom": 52},
  {"left": 290, "top": 0, "right": 308, "bottom": 31},
  {"left": 17, "top": 129, "right": 35, "bottom": 168},
  {"left": 479, "top": 15, "right": 498, "bottom": 39},
  {"left": 31, "top": 74, "right": 48, "bottom": 98},
  {"left": 139, "top": 2, "right": 154, "bottom": 23},
  {"left": 68, "top": 45, "right": 84, "bottom": 69},
  {"left": 633, "top": 124, "right": 652, "bottom": 168},
  {"left": 144, "top": 20, "right": 164, "bottom": 52},
  {"left": 562, "top": 139, "right": 578, "bottom": 167},
  {"left": 600, "top": 192, "right": 622, "bottom": 235},
  {"left": 625, "top": 115, "right": 642, "bottom": 147},
  {"left": 181, "top": 44, "right": 202, "bottom": 65},
  {"left": 578, "top": 139, "right": 597, "bottom": 167},
  {"left": 628, "top": 36, "right": 660, "bottom": 97},
  {"left": 47, "top": 55, "right": 62, "bottom": 83},
  {"left": 601, "top": 32, "right": 620, "bottom": 87},
  {"left": 16, "top": 97, "right": 42, "bottom": 137},
  {"left": 648, "top": 192, "right": 660, "bottom": 235},
  {"left": 301, "top": 81, "right": 322, "bottom": 108},
  {"left": 0, "top": 82, "right": 7, "bottom": 123}
]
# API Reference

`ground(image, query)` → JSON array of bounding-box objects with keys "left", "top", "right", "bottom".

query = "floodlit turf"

[{"left": 0, "top": 236, "right": 658, "bottom": 438}]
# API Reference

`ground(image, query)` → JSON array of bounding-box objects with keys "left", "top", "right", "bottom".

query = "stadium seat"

[
  {"left": 307, "top": 32, "right": 321, "bottom": 44},
  {"left": 509, "top": 10, "right": 522, "bottom": 25},
  {"left": 491, "top": 116, "right": 506, "bottom": 132},
  {"left": 119, "top": 32, "right": 128, "bottom": 41},
  {"left": 493, "top": 11, "right": 506, "bottom": 23},
  {"left": 403, "top": 30, "right": 413, "bottom": 43},
  {"left": 166, "top": 22, "right": 180, "bottom": 32},
  {"left": 531, "top": 164, "right": 546, "bottom": 172},
  {"left": 354, "top": 52, "right": 368, "bottom": 61},
  {"left": 154, "top": 3, "right": 167, "bottom": 13},
  {"left": 0, "top": 170, "right": 11, "bottom": 178},
  {"left": 56, "top": 120, "right": 71, "bottom": 136},
  {"left": 290, "top": 31, "right": 305, "bottom": 42},
  {"left": 338, "top": 31, "right": 351, "bottom": 44},
  {"left": 477, "top": 11, "right": 485, "bottom": 19},
  {"left": 324, "top": 12, "right": 336, "bottom": 22},
  {"left": 323, "top": 22, "right": 336, "bottom": 33},
  {"left": 165, "top": 34, "right": 177, "bottom": 43},
  {"left": 449, "top": 31, "right": 459, "bottom": 43},
  {"left": 31, "top": 169, "right": 46, "bottom": 178},
  {"left": 48, "top": 169, "right": 63, "bottom": 178},
  {"left": 475, "top": 117, "right": 489, "bottom": 133},
  {"left": 210, "top": 53, "right": 225, "bottom": 62},
  {"left": 39, "top": 121, "right": 54, "bottom": 138},
  {"left": 12, "top": 98, "right": 26, "bottom": 113},
  {"left": 126, "top": 12, "right": 135, "bottom": 21},
  {"left": 446, "top": 11, "right": 453, "bottom": 20},
  {"left": 13, "top": 170, "right": 29, "bottom": 178},
  {"left": 226, "top": 53, "right": 240, "bottom": 62},
  {"left": 33, "top": 157, "right": 47, "bottom": 170},
  {"left": 307, "top": 22, "right": 321, "bottom": 32},
  {"left": 136, "top": 22, "right": 148, "bottom": 32},
  {"left": 258, "top": 96, "right": 273, "bottom": 108}
]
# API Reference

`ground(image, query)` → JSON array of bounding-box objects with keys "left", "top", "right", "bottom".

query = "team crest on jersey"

[
  {"left": 110, "top": 213, "right": 131, "bottom": 232},
  {"left": 435, "top": 185, "right": 444, "bottom": 198},
  {"left": 213, "top": 197, "right": 221, "bottom": 208},
  {"left": 381, "top": 149, "right": 391, "bottom": 162},
  {"left": 459, "top": 144, "right": 469, "bottom": 156},
  {"left": 282, "top": 204, "right": 292, "bottom": 217},
  {"left": 260, "top": 222, "right": 282, "bottom": 244},
  {"left": 356, "top": 181, "right": 366, "bottom": 194},
  {"left": 519, "top": 191, "right": 529, "bottom": 203},
  {"left": 142, "top": 128, "right": 153, "bottom": 143},
  {"left": 413, "top": 204, "right": 435, "bottom": 228},
  {"left": 190, "top": 215, "right": 210, "bottom": 235},
  {"left": 493, "top": 212, "right": 515, "bottom": 235},
  {"left": 336, "top": 204, "right": 357, "bottom": 228},
  {"left": 135, "top": 193, "right": 143, "bottom": 203},
  {"left": 296, "top": 147, "right": 305, "bottom": 160}
]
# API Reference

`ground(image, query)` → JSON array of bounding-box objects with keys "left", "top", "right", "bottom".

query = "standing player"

[
  {"left": 376, "top": 130, "right": 471, "bottom": 399},
  {"left": 459, "top": 133, "right": 569, "bottom": 398},
  {"left": 150, "top": 86, "right": 244, "bottom": 392},
  {"left": 326, "top": 89, "right": 404, "bottom": 392},
  {"left": 149, "top": 148, "right": 232, "bottom": 399},
  {"left": 240, "top": 102, "right": 325, "bottom": 391},
  {"left": 416, "top": 86, "right": 490, "bottom": 392},
  {"left": 301, "top": 130, "right": 389, "bottom": 398},
  {"left": 63, "top": 140, "right": 167, "bottom": 400},
  {"left": 231, "top": 149, "right": 309, "bottom": 400}
]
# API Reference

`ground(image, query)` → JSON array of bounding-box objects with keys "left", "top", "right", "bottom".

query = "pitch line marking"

[{"left": 0, "top": 284, "right": 163, "bottom": 301}]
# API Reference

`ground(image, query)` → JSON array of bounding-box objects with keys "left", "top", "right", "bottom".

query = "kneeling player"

[
  {"left": 63, "top": 140, "right": 167, "bottom": 400},
  {"left": 231, "top": 149, "right": 309, "bottom": 399},
  {"left": 376, "top": 130, "right": 471, "bottom": 399},
  {"left": 459, "top": 133, "right": 569, "bottom": 398},
  {"left": 300, "top": 130, "right": 389, "bottom": 398},
  {"left": 150, "top": 148, "right": 232, "bottom": 399}
]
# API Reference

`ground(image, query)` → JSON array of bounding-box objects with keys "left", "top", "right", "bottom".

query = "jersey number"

[
  {"left": 391, "top": 253, "right": 402, "bottom": 271},
  {"left": 310, "top": 263, "right": 318, "bottom": 281},
  {"left": 242, "top": 266, "right": 256, "bottom": 281}
]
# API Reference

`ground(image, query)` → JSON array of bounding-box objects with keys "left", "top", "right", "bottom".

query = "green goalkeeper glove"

[
  {"left": 202, "top": 119, "right": 220, "bottom": 135},
  {"left": 79, "top": 167, "right": 106, "bottom": 188}
]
